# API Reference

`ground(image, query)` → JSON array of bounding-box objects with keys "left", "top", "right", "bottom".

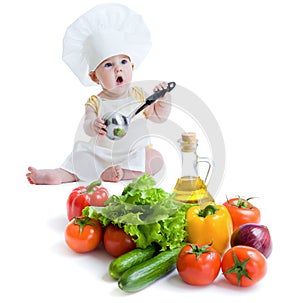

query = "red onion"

[{"left": 230, "top": 223, "right": 272, "bottom": 258}]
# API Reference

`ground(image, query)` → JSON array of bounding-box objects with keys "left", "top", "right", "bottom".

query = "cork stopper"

[
  {"left": 182, "top": 132, "right": 197, "bottom": 143},
  {"left": 180, "top": 132, "right": 197, "bottom": 152}
]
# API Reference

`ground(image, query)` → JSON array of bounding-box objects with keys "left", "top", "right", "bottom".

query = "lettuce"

[{"left": 83, "top": 174, "right": 191, "bottom": 251}]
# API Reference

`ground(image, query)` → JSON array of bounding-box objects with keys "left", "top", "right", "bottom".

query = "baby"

[{"left": 26, "top": 4, "right": 172, "bottom": 185}]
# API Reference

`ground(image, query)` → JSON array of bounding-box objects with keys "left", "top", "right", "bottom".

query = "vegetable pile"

[
  {"left": 83, "top": 174, "right": 191, "bottom": 251},
  {"left": 63, "top": 174, "right": 273, "bottom": 292}
]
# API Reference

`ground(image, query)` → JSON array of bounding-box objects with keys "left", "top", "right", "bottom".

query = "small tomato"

[
  {"left": 223, "top": 196, "right": 261, "bottom": 230},
  {"left": 176, "top": 243, "right": 221, "bottom": 286},
  {"left": 65, "top": 217, "right": 102, "bottom": 253},
  {"left": 221, "top": 245, "right": 267, "bottom": 287},
  {"left": 103, "top": 224, "right": 136, "bottom": 257}
]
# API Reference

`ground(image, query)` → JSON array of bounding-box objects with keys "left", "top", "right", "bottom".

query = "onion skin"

[{"left": 230, "top": 223, "right": 272, "bottom": 258}]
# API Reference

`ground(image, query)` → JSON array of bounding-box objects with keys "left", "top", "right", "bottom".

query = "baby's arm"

[
  {"left": 143, "top": 82, "right": 172, "bottom": 123},
  {"left": 84, "top": 105, "right": 106, "bottom": 137}
]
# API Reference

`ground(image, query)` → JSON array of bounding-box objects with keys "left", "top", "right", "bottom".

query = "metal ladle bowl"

[
  {"left": 102, "top": 111, "right": 129, "bottom": 140},
  {"left": 103, "top": 82, "right": 176, "bottom": 140}
]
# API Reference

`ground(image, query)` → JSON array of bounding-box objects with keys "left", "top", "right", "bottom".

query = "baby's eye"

[
  {"left": 104, "top": 62, "right": 112, "bottom": 68},
  {"left": 121, "top": 59, "right": 128, "bottom": 65}
]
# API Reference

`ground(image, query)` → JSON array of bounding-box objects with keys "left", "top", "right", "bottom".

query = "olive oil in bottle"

[{"left": 173, "top": 132, "right": 214, "bottom": 204}]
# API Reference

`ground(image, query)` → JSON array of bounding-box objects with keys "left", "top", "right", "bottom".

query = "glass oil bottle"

[{"left": 173, "top": 132, "right": 214, "bottom": 204}]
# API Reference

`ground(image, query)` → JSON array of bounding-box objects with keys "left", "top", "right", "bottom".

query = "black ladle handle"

[{"left": 134, "top": 82, "right": 176, "bottom": 116}]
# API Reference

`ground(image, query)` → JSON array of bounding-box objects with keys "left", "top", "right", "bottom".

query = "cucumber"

[
  {"left": 118, "top": 246, "right": 182, "bottom": 292},
  {"left": 109, "top": 245, "right": 158, "bottom": 280}
]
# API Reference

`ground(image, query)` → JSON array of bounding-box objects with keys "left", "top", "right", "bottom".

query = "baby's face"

[{"left": 92, "top": 54, "right": 134, "bottom": 92}]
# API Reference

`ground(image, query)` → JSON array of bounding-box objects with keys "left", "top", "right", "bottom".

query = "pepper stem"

[
  {"left": 86, "top": 179, "right": 102, "bottom": 194},
  {"left": 198, "top": 204, "right": 219, "bottom": 217}
]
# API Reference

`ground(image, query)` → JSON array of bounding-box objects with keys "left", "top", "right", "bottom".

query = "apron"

[{"left": 61, "top": 86, "right": 151, "bottom": 181}]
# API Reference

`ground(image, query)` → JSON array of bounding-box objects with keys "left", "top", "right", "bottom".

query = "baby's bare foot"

[
  {"left": 101, "top": 166, "right": 124, "bottom": 182},
  {"left": 26, "top": 167, "right": 77, "bottom": 185}
]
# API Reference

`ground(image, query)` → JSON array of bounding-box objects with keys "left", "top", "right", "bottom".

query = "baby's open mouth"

[{"left": 116, "top": 76, "right": 124, "bottom": 85}]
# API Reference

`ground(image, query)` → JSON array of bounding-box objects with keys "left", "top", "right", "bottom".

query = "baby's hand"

[
  {"left": 153, "top": 81, "right": 168, "bottom": 91},
  {"left": 93, "top": 117, "right": 106, "bottom": 136},
  {"left": 143, "top": 81, "right": 171, "bottom": 123},
  {"left": 153, "top": 82, "right": 169, "bottom": 101},
  {"left": 153, "top": 82, "right": 168, "bottom": 92}
]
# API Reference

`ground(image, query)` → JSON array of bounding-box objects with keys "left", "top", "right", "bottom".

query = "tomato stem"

[
  {"left": 185, "top": 243, "right": 213, "bottom": 259},
  {"left": 223, "top": 250, "right": 252, "bottom": 286},
  {"left": 231, "top": 196, "right": 256, "bottom": 209},
  {"left": 74, "top": 217, "right": 96, "bottom": 234}
]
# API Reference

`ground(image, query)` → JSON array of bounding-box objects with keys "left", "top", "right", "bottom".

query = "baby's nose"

[{"left": 115, "top": 64, "right": 123, "bottom": 72}]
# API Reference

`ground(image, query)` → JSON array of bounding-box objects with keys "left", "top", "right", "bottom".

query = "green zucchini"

[
  {"left": 109, "top": 245, "right": 158, "bottom": 280},
  {"left": 118, "top": 246, "right": 182, "bottom": 292}
]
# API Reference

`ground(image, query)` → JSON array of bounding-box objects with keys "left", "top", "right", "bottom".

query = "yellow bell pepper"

[{"left": 186, "top": 203, "right": 233, "bottom": 255}]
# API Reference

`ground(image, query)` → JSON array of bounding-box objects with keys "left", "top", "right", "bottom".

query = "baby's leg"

[
  {"left": 121, "top": 147, "right": 164, "bottom": 179},
  {"left": 121, "top": 169, "right": 144, "bottom": 180},
  {"left": 145, "top": 147, "right": 164, "bottom": 175},
  {"left": 101, "top": 165, "right": 124, "bottom": 182},
  {"left": 26, "top": 167, "right": 78, "bottom": 185},
  {"left": 100, "top": 147, "right": 163, "bottom": 182},
  {"left": 101, "top": 166, "right": 145, "bottom": 181}
]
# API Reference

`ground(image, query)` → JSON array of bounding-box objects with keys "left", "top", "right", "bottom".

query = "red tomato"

[
  {"left": 67, "top": 180, "right": 109, "bottom": 220},
  {"left": 65, "top": 217, "right": 102, "bottom": 253},
  {"left": 176, "top": 243, "right": 221, "bottom": 286},
  {"left": 103, "top": 224, "right": 136, "bottom": 257},
  {"left": 223, "top": 196, "right": 261, "bottom": 230},
  {"left": 221, "top": 245, "right": 267, "bottom": 287}
]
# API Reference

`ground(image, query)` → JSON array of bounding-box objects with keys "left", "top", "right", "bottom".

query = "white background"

[{"left": 1, "top": 0, "right": 299, "bottom": 302}]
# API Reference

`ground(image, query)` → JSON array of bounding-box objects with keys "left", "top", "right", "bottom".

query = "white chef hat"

[{"left": 62, "top": 3, "right": 152, "bottom": 86}]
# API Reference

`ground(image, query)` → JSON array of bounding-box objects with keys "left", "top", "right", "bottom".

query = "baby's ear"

[
  {"left": 89, "top": 71, "right": 99, "bottom": 84},
  {"left": 131, "top": 63, "right": 135, "bottom": 71}
]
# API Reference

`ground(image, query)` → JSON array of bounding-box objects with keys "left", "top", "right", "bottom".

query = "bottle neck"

[{"left": 181, "top": 149, "right": 198, "bottom": 177}]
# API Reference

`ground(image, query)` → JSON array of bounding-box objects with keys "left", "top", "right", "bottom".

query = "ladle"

[{"left": 103, "top": 82, "right": 176, "bottom": 140}]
